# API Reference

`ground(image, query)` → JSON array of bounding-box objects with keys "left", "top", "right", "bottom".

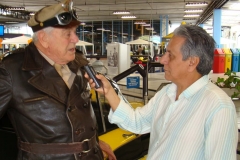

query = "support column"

[
  {"left": 160, "top": 15, "right": 163, "bottom": 43},
  {"left": 213, "top": 9, "right": 222, "bottom": 48},
  {"left": 165, "top": 15, "right": 168, "bottom": 36}
]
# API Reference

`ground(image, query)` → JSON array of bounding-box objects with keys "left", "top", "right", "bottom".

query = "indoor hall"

[{"left": 0, "top": 0, "right": 240, "bottom": 160}]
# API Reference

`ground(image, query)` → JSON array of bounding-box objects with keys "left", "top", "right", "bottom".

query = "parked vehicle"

[{"left": 91, "top": 89, "right": 149, "bottom": 160}]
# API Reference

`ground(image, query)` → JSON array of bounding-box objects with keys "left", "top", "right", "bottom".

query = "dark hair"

[{"left": 173, "top": 25, "right": 216, "bottom": 75}]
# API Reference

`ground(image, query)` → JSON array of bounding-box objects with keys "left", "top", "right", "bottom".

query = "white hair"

[{"left": 32, "top": 27, "right": 54, "bottom": 42}]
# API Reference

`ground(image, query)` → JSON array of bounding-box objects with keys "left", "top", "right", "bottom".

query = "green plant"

[{"left": 214, "top": 69, "right": 240, "bottom": 98}]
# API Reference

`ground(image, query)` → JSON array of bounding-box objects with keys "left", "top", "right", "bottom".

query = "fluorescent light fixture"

[
  {"left": 113, "top": 11, "right": 130, "bottom": 14},
  {"left": 186, "top": 2, "right": 208, "bottom": 6},
  {"left": 134, "top": 21, "right": 146, "bottom": 24},
  {"left": 229, "top": 3, "right": 240, "bottom": 9},
  {"left": 97, "top": 28, "right": 105, "bottom": 31},
  {"left": 182, "top": 18, "right": 197, "bottom": 20},
  {"left": 5, "top": 7, "right": 25, "bottom": 10},
  {"left": 121, "top": 15, "right": 136, "bottom": 18},
  {"left": 184, "top": 9, "right": 203, "bottom": 13},
  {"left": 184, "top": 14, "right": 200, "bottom": 17},
  {"left": 141, "top": 23, "right": 151, "bottom": 26},
  {"left": 104, "top": 29, "right": 111, "bottom": 32},
  {"left": 29, "top": 12, "right": 35, "bottom": 16}
]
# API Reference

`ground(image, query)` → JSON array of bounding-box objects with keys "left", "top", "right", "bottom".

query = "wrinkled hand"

[{"left": 99, "top": 140, "right": 117, "bottom": 160}]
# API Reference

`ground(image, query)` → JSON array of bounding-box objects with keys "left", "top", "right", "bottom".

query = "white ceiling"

[{"left": 0, "top": 0, "right": 239, "bottom": 28}]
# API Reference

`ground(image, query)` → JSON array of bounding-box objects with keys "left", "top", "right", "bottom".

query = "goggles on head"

[
  {"left": 55, "top": 12, "right": 74, "bottom": 25},
  {"left": 56, "top": 0, "right": 79, "bottom": 25},
  {"left": 32, "top": 0, "right": 79, "bottom": 32}
]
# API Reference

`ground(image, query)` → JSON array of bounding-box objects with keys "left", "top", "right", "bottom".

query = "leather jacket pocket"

[{"left": 23, "top": 96, "right": 49, "bottom": 103}]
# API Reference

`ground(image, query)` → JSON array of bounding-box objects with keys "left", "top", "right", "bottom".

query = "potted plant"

[{"left": 214, "top": 69, "right": 240, "bottom": 99}]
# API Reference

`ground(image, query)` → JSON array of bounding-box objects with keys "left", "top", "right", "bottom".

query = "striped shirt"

[{"left": 109, "top": 75, "right": 238, "bottom": 160}]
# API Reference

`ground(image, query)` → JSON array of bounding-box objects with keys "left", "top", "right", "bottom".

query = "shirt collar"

[
  {"left": 38, "top": 49, "right": 55, "bottom": 66},
  {"left": 167, "top": 75, "right": 210, "bottom": 100}
]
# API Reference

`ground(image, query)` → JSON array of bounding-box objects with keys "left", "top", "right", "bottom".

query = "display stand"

[{"left": 106, "top": 43, "right": 130, "bottom": 76}]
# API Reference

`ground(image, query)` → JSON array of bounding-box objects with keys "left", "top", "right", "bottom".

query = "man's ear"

[
  {"left": 188, "top": 56, "right": 200, "bottom": 72},
  {"left": 37, "top": 30, "right": 49, "bottom": 48}
]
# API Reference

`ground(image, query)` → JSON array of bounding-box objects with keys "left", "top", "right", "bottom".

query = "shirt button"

[
  {"left": 83, "top": 103, "right": 88, "bottom": 108},
  {"left": 75, "top": 129, "right": 80, "bottom": 135},
  {"left": 92, "top": 126, "right": 97, "bottom": 131},
  {"left": 94, "top": 147, "right": 98, "bottom": 153}
]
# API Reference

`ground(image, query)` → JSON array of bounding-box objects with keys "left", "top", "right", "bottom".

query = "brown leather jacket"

[{"left": 0, "top": 43, "right": 103, "bottom": 160}]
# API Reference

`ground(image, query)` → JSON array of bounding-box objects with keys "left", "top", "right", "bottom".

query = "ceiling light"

[
  {"left": 121, "top": 15, "right": 136, "bottom": 19},
  {"left": 134, "top": 21, "right": 146, "bottom": 24},
  {"left": 184, "top": 9, "right": 203, "bottom": 13},
  {"left": 186, "top": 2, "right": 208, "bottom": 6},
  {"left": 184, "top": 14, "right": 200, "bottom": 17},
  {"left": 5, "top": 7, "right": 25, "bottom": 10},
  {"left": 229, "top": 3, "right": 240, "bottom": 9},
  {"left": 29, "top": 12, "right": 35, "bottom": 16},
  {"left": 104, "top": 29, "right": 111, "bottom": 32},
  {"left": 113, "top": 11, "right": 130, "bottom": 14},
  {"left": 80, "top": 22, "right": 86, "bottom": 25},
  {"left": 182, "top": 18, "right": 197, "bottom": 21}
]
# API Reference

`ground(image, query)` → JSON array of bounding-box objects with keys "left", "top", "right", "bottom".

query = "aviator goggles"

[{"left": 31, "top": 0, "right": 79, "bottom": 32}]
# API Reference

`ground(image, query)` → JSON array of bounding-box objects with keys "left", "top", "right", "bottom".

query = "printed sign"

[{"left": 126, "top": 76, "right": 140, "bottom": 89}]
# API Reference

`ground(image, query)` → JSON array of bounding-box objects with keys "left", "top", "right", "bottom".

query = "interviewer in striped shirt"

[{"left": 86, "top": 25, "right": 238, "bottom": 160}]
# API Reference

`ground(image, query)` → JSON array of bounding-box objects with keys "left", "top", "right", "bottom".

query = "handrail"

[
  {"left": 112, "top": 62, "right": 163, "bottom": 104},
  {"left": 113, "top": 64, "right": 146, "bottom": 82}
]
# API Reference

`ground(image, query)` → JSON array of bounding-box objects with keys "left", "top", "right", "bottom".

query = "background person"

[
  {"left": 86, "top": 25, "right": 238, "bottom": 160},
  {"left": 0, "top": 0, "right": 116, "bottom": 159},
  {"left": 137, "top": 45, "right": 143, "bottom": 55}
]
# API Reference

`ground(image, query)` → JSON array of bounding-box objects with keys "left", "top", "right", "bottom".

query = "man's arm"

[
  {"left": 205, "top": 107, "right": 238, "bottom": 160},
  {"left": 0, "top": 62, "right": 12, "bottom": 118}
]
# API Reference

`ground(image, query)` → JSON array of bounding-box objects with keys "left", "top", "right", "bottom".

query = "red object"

[
  {"left": 213, "top": 49, "right": 225, "bottom": 73},
  {"left": 134, "top": 60, "right": 147, "bottom": 66}
]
